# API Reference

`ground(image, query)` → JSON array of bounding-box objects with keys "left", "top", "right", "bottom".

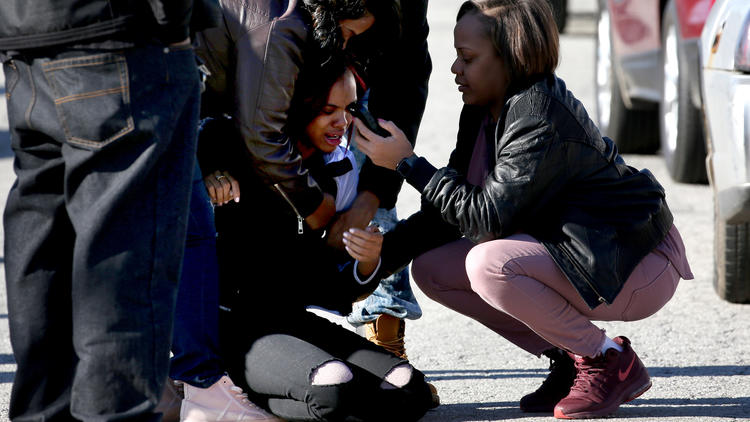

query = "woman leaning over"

[{"left": 354, "top": 0, "right": 693, "bottom": 419}]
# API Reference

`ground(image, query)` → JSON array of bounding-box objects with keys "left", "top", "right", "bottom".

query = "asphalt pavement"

[{"left": 0, "top": 0, "right": 748, "bottom": 421}]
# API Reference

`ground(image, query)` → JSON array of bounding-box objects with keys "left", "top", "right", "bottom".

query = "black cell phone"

[{"left": 347, "top": 100, "right": 391, "bottom": 138}]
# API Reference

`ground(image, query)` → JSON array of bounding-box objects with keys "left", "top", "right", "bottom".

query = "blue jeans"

[
  {"left": 169, "top": 164, "right": 223, "bottom": 388},
  {"left": 347, "top": 147, "right": 422, "bottom": 326},
  {"left": 3, "top": 44, "right": 200, "bottom": 421}
]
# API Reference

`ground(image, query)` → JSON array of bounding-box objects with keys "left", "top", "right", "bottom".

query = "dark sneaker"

[
  {"left": 554, "top": 336, "right": 652, "bottom": 419},
  {"left": 520, "top": 348, "right": 576, "bottom": 413}
]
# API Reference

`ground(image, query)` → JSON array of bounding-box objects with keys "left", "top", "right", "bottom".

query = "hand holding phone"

[{"left": 347, "top": 100, "right": 391, "bottom": 138}]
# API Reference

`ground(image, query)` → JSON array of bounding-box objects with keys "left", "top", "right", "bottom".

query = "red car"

[{"left": 595, "top": 0, "right": 714, "bottom": 183}]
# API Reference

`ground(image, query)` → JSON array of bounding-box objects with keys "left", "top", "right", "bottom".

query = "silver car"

[{"left": 701, "top": 0, "right": 750, "bottom": 303}]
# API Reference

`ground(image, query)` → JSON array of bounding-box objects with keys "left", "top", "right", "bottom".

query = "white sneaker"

[{"left": 180, "top": 375, "right": 284, "bottom": 422}]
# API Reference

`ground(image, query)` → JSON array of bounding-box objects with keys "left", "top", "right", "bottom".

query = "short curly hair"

[
  {"left": 458, "top": 0, "right": 558, "bottom": 88},
  {"left": 302, "top": 0, "right": 401, "bottom": 51}
]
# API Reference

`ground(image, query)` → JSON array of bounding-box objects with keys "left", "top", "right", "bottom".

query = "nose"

[
  {"left": 451, "top": 57, "right": 460, "bottom": 75},
  {"left": 333, "top": 110, "right": 350, "bottom": 129}
]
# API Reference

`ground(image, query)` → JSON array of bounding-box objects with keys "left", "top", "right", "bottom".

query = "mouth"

[
  {"left": 456, "top": 80, "right": 468, "bottom": 92},
  {"left": 324, "top": 133, "right": 343, "bottom": 146}
]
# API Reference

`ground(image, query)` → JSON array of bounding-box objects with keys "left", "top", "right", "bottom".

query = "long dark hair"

[
  {"left": 286, "top": 54, "right": 353, "bottom": 146},
  {"left": 302, "top": 0, "right": 401, "bottom": 51}
]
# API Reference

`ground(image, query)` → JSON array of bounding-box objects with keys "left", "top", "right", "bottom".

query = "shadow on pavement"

[
  {"left": 649, "top": 365, "right": 750, "bottom": 377},
  {"left": 0, "top": 131, "right": 12, "bottom": 158},
  {"left": 424, "top": 365, "right": 750, "bottom": 382},
  {"left": 421, "top": 368, "right": 750, "bottom": 419},
  {"left": 612, "top": 397, "right": 750, "bottom": 418},
  {"left": 419, "top": 401, "right": 532, "bottom": 421},
  {"left": 423, "top": 368, "right": 545, "bottom": 381},
  {"left": 420, "top": 396, "right": 750, "bottom": 420},
  {"left": 0, "top": 354, "right": 15, "bottom": 384}
]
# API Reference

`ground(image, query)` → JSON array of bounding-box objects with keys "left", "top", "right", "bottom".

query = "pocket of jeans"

[
  {"left": 42, "top": 52, "right": 134, "bottom": 149},
  {"left": 621, "top": 260, "right": 679, "bottom": 321}
]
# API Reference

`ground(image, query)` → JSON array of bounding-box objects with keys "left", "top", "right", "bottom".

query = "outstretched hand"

[
  {"left": 353, "top": 118, "right": 413, "bottom": 170},
  {"left": 343, "top": 224, "right": 383, "bottom": 277}
]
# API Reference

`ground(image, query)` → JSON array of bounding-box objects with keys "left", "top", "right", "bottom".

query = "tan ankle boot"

[{"left": 364, "top": 314, "right": 407, "bottom": 359}]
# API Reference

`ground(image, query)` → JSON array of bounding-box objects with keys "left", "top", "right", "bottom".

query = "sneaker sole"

[{"left": 553, "top": 380, "right": 652, "bottom": 419}]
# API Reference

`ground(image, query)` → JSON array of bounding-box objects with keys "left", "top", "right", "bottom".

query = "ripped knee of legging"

[
  {"left": 380, "top": 363, "right": 414, "bottom": 390},
  {"left": 310, "top": 359, "right": 354, "bottom": 386}
]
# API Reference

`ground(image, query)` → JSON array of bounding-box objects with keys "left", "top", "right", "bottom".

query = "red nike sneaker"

[{"left": 553, "top": 336, "right": 652, "bottom": 419}]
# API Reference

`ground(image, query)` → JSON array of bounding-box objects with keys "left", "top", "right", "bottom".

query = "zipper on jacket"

[
  {"left": 560, "top": 247, "right": 608, "bottom": 305},
  {"left": 274, "top": 183, "right": 304, "bottom": 234}
]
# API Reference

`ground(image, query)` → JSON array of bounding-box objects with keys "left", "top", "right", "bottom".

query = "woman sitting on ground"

[{"left": 196, "top": 56, "right": 436, "bottom": 422}]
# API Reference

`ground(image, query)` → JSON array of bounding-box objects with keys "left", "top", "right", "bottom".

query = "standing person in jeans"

[
  {"left": 0, "top": 1, "right": 218, "bottom": 420},
  {"left": 355, "top": 0, "right": 693, "bottom": 418}
]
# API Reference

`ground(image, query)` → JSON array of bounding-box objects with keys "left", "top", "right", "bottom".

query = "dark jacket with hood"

[
  {"left": 381, "top": 75, "right": 674, "bottom": 309},
  {"left": 0, "top": 0, "right": 220, "bottom": 51}
]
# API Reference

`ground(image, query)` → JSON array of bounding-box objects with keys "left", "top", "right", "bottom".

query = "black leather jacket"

[
  {"left": 0, "top": 0, "right": 219, "bottom": 50},
  {"left": 383, "top": 75, "right": 673, "bottom": 309}
]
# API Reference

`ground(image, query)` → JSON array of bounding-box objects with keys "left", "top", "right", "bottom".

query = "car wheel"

[
  {"left": 714, "top": 207, "right": 750, "bottom": 303},
  {"left": 595, "top": 0, "right": 658, "bottom": 153},
  {"left": 660, "top": 0, "right": 707, "bottom": 183},
  {"left": 548, "top": 0, "right": 568, "bottom": 33}
]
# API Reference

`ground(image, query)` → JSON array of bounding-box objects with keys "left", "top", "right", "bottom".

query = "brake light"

[{"left": 737, "top": 14, "right": 750, "bottom": 73}]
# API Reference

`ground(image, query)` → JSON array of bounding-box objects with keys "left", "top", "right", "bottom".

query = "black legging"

[{"left": 220, "top": 308, "right": 433, "bottom": 422}]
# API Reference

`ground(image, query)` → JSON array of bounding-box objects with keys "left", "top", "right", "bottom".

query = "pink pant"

[{"left": 412, "top": 234, "right": 681, "bottom": 358}]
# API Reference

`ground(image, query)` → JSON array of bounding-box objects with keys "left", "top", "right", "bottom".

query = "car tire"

[
  {"left": 714, "top": 210, "right": 750, "bottom": 303},
  {"left": 660, "top": 0, "right": 707, "bottom": 183},
  {"left": 595, "top": 0, "right": 659, "bottom": 153},
  {"left": 548, "top": 0, "right": 568, "bottom": 33}
]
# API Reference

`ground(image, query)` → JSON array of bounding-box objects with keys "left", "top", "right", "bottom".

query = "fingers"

[
  {"left": 203, "top": 171, "right": 221, "bottom": 204},
  {"left": 343, "top": 227, "right": 383, "bottom": 262},
  {"left": 203, "top": 170, "right": 239, "bottom": 206},
  {"left": 224, "top": 171, "right": 240, "bottom": 203},
  {"left": 353, "top": 118, "right": 380, "bottom": 142},
  {"left": 378, "top": 119, "right": 400, "bottom": 135}
]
